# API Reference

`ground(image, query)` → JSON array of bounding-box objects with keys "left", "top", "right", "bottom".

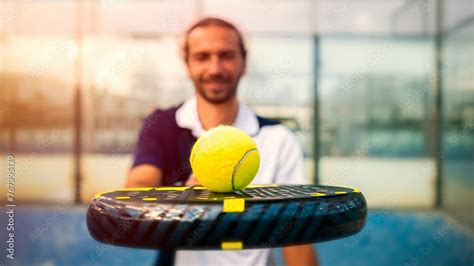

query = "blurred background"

[{"left": 0, "top": 0, "right": 473, "bottom": 265}]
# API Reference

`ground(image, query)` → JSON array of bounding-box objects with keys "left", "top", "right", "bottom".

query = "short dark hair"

[{"left": 182, "top": 17, "right": 247, "bottom": 62}]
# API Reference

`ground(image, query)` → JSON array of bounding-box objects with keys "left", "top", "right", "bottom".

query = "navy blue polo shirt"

[{"left": 132, "top": 105, "right": 197, "bottom": 186}]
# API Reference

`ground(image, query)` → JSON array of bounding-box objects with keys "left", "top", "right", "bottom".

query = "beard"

[{"left": 194, "top": 74, "right": 239, "bottom": 104}]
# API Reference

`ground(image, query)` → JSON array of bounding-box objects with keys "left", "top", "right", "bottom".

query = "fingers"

[{"left": 185, "top": 175, "right": 201, "bottom": 186}]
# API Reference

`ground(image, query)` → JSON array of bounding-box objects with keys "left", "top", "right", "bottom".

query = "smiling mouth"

[
  {"left": 207, "top": 81, "right": 227, "bottom": 85},
  {"left": 205, "top": 78, "right": 228, "bottom": 83}
]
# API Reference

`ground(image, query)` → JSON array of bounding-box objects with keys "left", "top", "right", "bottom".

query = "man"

[{"left": 126, "top": 17, "right": 318, "bottom": 266}]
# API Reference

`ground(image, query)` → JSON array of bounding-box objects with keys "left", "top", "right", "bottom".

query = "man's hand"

[
  {"left": 125, "top": 164, "right": 163, "bottom": 188},
  {"left": 282, "top": 244, "right": 319, "bottom": 266},
  {"left": 185, "top": 174, "right": 200, "bottom": 186}
]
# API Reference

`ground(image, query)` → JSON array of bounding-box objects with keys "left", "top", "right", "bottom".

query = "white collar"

[{"left": 175, "top": 95, "right": 259, "bottom": 137}]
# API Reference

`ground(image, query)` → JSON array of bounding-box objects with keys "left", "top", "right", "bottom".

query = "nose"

[{"left": 208, "top": 55, "right": 225, "bottom": 75}]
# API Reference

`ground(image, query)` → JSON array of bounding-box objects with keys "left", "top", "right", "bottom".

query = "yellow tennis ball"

[{"left": 190, "top": 125, "right": 260, "bottom": 193}]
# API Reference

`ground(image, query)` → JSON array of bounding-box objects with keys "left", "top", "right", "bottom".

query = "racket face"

[{"left": 87, "top": 185, "right": 367, "bottom": 250}]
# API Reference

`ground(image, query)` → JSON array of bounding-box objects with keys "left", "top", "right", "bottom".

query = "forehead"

[{"left": 187, "top": 25, "right": 240, "bottom": 53}]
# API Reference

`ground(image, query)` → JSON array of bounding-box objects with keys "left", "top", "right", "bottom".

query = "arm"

[
  {"left": 125, "top": 164, "right": 163, "bottom": 188},
  {"left": 126, "top": 111, "right": 167, "bottom": 188},
  {"left": 282, "top": 244, "right": 318, "bottom": 266}
]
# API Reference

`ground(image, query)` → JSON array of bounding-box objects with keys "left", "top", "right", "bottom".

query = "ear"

[
  {"left": 185, "top": 60, "right": 193, "bottom": 79},
  {"left": 241, "top": 58, "right": 247, "bottom": 76}
]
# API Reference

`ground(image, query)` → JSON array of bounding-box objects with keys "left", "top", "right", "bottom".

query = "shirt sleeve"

[
  {"left": 132, "top": 111, "right": 166, "bottom": 171},
  {"left": 273, "top": 128, "right": 309, "bottom": 185}
]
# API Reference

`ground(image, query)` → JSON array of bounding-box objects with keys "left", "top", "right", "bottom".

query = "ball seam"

[{"left": 231, "top": 148, "right": 258, "bottom": 191}]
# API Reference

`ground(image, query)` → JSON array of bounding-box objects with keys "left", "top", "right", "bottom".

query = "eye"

[
  {"left": 193, "top": 53, "right": 209, "bottom": 62},
  {"left": 219, "top": 51, "right": 236, "bottom": 60}
]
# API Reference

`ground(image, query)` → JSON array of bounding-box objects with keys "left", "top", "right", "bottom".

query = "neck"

[{"left": 196, "top": 94, "right": 239, "bottom": 130}]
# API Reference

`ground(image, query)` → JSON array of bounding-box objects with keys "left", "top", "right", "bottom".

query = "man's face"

[{"left": 186, "top": 26, "right": 246, "bottom": 104}]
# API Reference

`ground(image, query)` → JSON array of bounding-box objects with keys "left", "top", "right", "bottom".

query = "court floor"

[{"left": 0, "top": 207, "right": 472, "bottom": 266}]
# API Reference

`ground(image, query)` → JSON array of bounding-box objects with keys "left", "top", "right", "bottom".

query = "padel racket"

[{"left": 87, "top": 184, "right": 367, "bottom": 251}]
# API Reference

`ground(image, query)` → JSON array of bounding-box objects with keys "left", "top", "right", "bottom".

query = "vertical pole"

[
  {"left": 9, "top": 87, "right": 17, "bottom": 153},
  {"left": 73, "top": 0, "right": 84, "bottom": 204},
  {"left": 434, "top": 0, "right": 444, "bottom": 208},
  {"left": 313, "top": 35, "right": 321, "bottom": 184}
]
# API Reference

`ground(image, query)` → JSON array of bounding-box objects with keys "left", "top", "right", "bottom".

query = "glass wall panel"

[
  {"left": 1, "top": 35, "right": 76, "bottom": 202},
  {"left": 4, "top": 0, "right": 468, "bottom": 212},
  {"left": 441, "top": 0, "right": 474, "bottom": 228}
]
